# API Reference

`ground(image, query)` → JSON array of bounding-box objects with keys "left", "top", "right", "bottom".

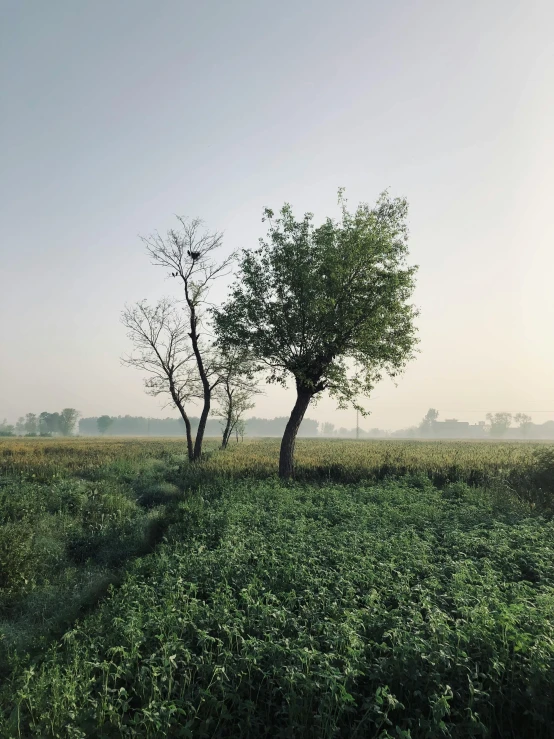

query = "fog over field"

[
  {"left": 1, "top": 0, "right": 553, "bottom": 431},
  {"left": 3, "top": 5, "right": 554, "bottom": 736}
]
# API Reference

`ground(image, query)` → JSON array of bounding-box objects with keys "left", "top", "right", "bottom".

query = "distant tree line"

[
  {"left": 4, "top": 409, "right": 554, "bottom": 440},
  {"left": 1, "top": 409, "right": 80, "bottom": 437},
  {"left": 0, "top": 419, "right": 16, "bottom": 437},
  {"left": 319, "top": 422, "right": 388, "bottom": 438},
  {"left": 78, "top": 415, "right": 320, "bottom": 438}
]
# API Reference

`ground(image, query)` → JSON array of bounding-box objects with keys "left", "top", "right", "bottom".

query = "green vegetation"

[
  {"left": 1, "top": 438, "right": 554, "bottom": 737},
  {"left": 0, "top": 440, "right": 193, "bottom": 681}
]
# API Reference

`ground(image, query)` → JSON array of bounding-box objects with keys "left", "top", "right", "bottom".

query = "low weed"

[{"left": 2, "top": 476, "right": 553, "bottom": 738}]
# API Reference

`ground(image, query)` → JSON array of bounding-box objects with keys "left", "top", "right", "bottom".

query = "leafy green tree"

[
  {"left": 321, "top": 422, "right": 335, "bottom": 436},
  {"left": 97, "top": 415, "right": 114, "bottom": 435},
  {"left": 486, "top": 412, "right": 512, "bottom": 437},
  {"left": 15, "top": 417, "right": 25, "bottom": 435},
  {"left": 24, "top": 413, "right": 38, "bottom": 435},
  {"left": 59, "top": 408, "right": 80, "bottom": 436},
  {"left": 39, "top": 411, "right": 60, "bottom": 435},
  {"left": 215, "top": 190, "right": 419, "bottom": 478}
]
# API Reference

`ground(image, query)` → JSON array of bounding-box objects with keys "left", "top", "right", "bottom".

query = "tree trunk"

[
  {"left": 279, "top": 391, "right": 313, "bottom": 479},
  {"left": 221, "top": 414, "right": 232, "bottom": 449},
  {"left": 182, "top": 413, "right": 194, "bottom": 462},
  {"left": 220, "top": 386, "right": 233, "bottom": 450},
  {"left": 188, "top": 305, "right": 211, "bottom": 461},
  {"left": 172, "top": 392, "right": 194, "bottom": 462},
  {"left": 193, "top": 398, "right": 210, "bottom": 460}
]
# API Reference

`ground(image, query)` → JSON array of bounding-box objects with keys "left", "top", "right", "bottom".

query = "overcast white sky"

[{"left": 1, "top": 0, "right": 553, "bottom": 431}]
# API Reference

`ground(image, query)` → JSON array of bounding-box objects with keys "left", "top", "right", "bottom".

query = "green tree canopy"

[
  {"left": 97, "top": 415, "right": 114, "bottom": 435},
  {"left": 39, "top": 412, "right": 60, "bottom": 435},
  {"left": 214, "top": 190, "right": 419, "bottom": 477},
  {"left": 24, "top": 413, "right": 38, "bottom": 435},
  {"left": 59, "top": 408, "right": 80, "bottom": 436}
]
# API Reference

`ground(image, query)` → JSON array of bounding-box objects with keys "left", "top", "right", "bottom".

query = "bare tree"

[
  {"left": 121, "top": 298, "right": 199, "bottom": 460},
  {"left": 213, "top": 349, "right": 261, "bottom": 449},
  {"left": 486, "top": 412, "right": 512, "bottom": 438},
  {"left": 141, "top": 217, "right": 235, "bottom": 460},
  {"left": 235, "top": 419, "right": 246, "bottom": 443},
  {"left": 514, "top": 413, "right": 533, "bottom": 437},
  {"left": 218, "top": 388, "right": 256, "bottom": 448}
]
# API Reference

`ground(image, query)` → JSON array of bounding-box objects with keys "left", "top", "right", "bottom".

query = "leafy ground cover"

[{"left": 1, "top": 438, "right": 553, "bottom": 737}]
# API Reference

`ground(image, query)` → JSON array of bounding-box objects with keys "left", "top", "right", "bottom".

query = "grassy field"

[
  {"left": 0, "top": 435, "right": 547, "bottom": 482},
  {"left": 1, "top": 437, "right": 554, "bottom": 737}
]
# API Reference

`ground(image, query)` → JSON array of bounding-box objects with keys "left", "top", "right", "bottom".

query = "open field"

[
  {"left": 1, "top": 438, "right": 554, "bottom": 737},
  {"left": 1, "top": 435, "right": 549, "bottom": 482}
]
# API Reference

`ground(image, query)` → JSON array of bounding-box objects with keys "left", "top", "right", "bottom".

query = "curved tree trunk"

[
  {"left": 182, "top": 413, "right": 194, "bottom": 462},
  {"left": 193, "top": 396, "right": 210, "bottom": 461},
  {"left": 172, "top": 393, "right": 194, "bottom": 462},
  {"left": 279, "top": 391, "right": 313, "bottom": 479},
  {"left": 188, "top": 297, "right": 212, "bottom": 462}
]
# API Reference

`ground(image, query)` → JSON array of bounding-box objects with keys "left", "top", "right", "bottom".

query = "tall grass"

[{"left": 1, "top": 437, "right": 546, "bottom": 485}]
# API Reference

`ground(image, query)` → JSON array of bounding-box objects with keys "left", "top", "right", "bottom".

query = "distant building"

[{"left": 431, "top": 419, "right": 485, "bottom": 439}]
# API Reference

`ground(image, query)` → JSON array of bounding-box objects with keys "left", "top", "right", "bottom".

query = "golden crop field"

[{"left": 0, "top": 435, "right": 545, "bottom": 484}]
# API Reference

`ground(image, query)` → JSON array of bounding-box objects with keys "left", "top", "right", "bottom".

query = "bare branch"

[
  {"left": 138, "top": 215, "right": 238, "bottom": 460},
  {"left": 210, "top": 345, "right": 263, "bottom": 448},
  {"left": 121, "top": 298, "right": 199, "bottom": 459}
]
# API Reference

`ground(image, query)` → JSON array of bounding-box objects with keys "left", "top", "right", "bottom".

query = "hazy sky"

[{"left": 1, "top": 0, "right": 553, "bottom": 431}]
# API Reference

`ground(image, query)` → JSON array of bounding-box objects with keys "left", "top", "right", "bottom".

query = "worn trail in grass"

[{"left": 3, "top": 470, "right": 554, "bottom": 738}]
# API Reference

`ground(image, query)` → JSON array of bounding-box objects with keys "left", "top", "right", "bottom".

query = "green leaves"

[
  {"left": 214, "top": 189, "right": 418, "bottom": 407},
  {"left": 4, "top": 471, "right": 554, "bottom": 738}
]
